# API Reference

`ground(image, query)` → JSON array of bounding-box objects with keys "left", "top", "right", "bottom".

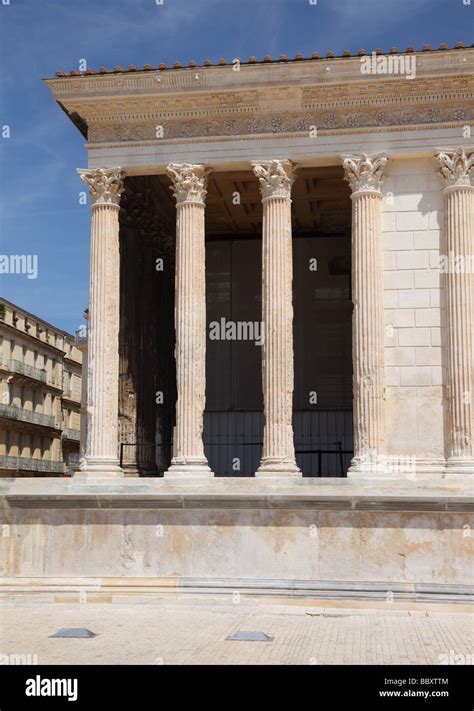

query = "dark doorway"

[{"left": 204, "top": 231, "right": 352, "bottom": 476}]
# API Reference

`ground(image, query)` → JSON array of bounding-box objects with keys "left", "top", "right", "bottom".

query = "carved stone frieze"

[{"left": 88, "top": 103, "right": 472, "bottom": 144}]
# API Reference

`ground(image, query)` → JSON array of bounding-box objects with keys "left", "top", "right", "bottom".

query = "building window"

[
  {"left": 5, "top": 430, "right": 10, "bottom": 455},
  {"left": 29, "top": 434, "right": 34, "bottom": 456}
]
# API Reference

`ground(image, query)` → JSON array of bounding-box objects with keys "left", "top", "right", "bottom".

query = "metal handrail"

[{"left": 119, "top": 441, "right": 352, "bottom": 476}]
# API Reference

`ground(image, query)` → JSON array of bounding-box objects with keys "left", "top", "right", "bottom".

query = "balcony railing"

[
  {"left": 0, "top": 455, "right": 65, "bottom": 474},
  {"left": 0, "top": 403, "right": 56, "bottom": 428},
  {"left": 62, "top": 428, "right": 81, "bottom": 441},
  {"left": 8, "top": 359, "right": 47, "bottom": 383}
]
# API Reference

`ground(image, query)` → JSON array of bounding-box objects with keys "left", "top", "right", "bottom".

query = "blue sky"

[{"left": 0, "top": 0, "right": 471, "bottom": 333}]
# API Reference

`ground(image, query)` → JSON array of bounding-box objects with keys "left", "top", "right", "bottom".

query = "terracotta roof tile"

[{"left": 54, "top": 43, "right": 472, "bottom": 77}]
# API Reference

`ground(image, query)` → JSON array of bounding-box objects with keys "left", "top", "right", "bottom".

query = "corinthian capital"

[
  {"left": 342, "top": 153, "right": 387, "bottom": 194},
  {"left": 77, "top": 167, "right": 125, "bottom": 207},
  {"left": 166, "top": 164, "right": 209, "bottom": 205},
  {"left": 252, "top": 160, "right": 296, "bottom": 199},
  {"left": 436, "top": 146, "right": 474, "bottom": 189}
]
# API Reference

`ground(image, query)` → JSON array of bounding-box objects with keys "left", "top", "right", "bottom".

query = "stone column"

[
  {"left": 165, "top": 164, "right": 213, "bottom": 478},
  {"left": 436, "top": 147, "right": 474, "bottom": 472},
  {"left": 77, "top": 309, "right": 88, "bottom": 468},
  {"left": 342, "top": 153, "right": 387, "bottom": 475},
  {"left": 252, "top": 160, "right": 301, "bottom": 477},
  {"left": 76, "top": 168, "right": 125, "bottom": 478}
]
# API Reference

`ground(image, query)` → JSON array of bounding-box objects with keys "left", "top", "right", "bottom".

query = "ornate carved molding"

[
  {"left": 166, "top": 164, "right": 209, "bottom": 205},
  {"left": 47, "top": 49, "right": 474, "bottom": 146},
  {"left": 252, "top": 160, "right": 296, "bottom": 200},
  {"left": 77, "top": 167, "right": 125, "bottom": 206},
  {"left": 87, "top": 103, "right": 472, "bottom": 143},
  {"left": 342, "top": 153, "right": 387, "bottom": 194},
  {"left": 436, "top": 146, "right": 474, "bottom": 189}
]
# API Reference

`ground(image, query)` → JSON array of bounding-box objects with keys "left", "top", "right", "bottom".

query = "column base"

[
  {"left": 164, "top": 458, "right": 214, "bottom": 480},
  {"left": 446, "top": 457, "right": 474, "bottom": 476},
  {"left": 75, "top": 459, "right": 124, "bottom": 479},
  {"left": 347, "top": 454, "right": 386, "bottom": 478},
  {"left": 256, "top": 458, "right": 302, "bottom": 478}
]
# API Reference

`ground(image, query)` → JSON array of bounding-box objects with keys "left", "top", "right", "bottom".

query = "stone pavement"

[{"left": 0, "top": 600, "right": 472, "bottom": 665}]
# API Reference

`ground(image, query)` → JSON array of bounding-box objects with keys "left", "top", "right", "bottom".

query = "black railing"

[{"left": 119, "top": 441, "right": 351, "bottom": 477}]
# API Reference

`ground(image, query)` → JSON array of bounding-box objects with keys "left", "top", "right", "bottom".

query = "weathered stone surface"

[
  {"left": 1, "top": 479, "right": 471, "bottom": 597},
  {"left": 342, "top": 154, "right": 387, "bottom": 475},
  {"left": 252, "top": 160, "right": 300, "bottom": 477},
  {"left": 165, "top": 165, "right": 213, "bottom": 478},
  {"left": 76, "top": 168, "right": 125, "bottom": 478},
  {"left": 436, "top": 147, "right": 474, "bottom": 473}
]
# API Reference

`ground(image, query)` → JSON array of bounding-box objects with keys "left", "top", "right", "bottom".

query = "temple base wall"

[{"left": 1, "top": 478, "right": 472, "bottom": 604}]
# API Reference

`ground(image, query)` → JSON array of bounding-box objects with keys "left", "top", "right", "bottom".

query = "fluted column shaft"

[
  {"left": 342, "top": 153, "right": 387, "bottom": 474},
  {"left": 165, "top": 164, "right": 213, "bottom": 478},
  {"left": 253, "top": 160, "right": 301, "bottom": 476},
  {"left": 77, "top": 312, "right": 88, "bottom": 467},
  {"left": 436, "top": 147, "right": 474, "bottom": 471},
  {"left": 77, "top": 168, "right": 125, "bottom": 477}
]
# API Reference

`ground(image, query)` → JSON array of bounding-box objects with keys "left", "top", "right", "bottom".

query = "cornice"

[
  {"left": 45, "top": 49, "right": 473, "bottom": 101},
  {"left": 44, "top": 48, "right": 473, "bottom": 147}
]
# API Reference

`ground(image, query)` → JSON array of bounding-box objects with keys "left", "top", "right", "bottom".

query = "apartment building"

[{"left": 0, "top": 299, "right": 82, "bottom": 476}]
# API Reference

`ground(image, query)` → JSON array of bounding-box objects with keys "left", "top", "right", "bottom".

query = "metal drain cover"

[
  {"left": 49, "top": 628, "right": 97, "bottom": 639},
  {"left": 226, "top": 631, "right": 273, "bottom": 642}
]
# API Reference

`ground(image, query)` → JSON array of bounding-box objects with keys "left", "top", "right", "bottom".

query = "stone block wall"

[{"left": 382, "top": 157, "right": 447, "bottom": 467}]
